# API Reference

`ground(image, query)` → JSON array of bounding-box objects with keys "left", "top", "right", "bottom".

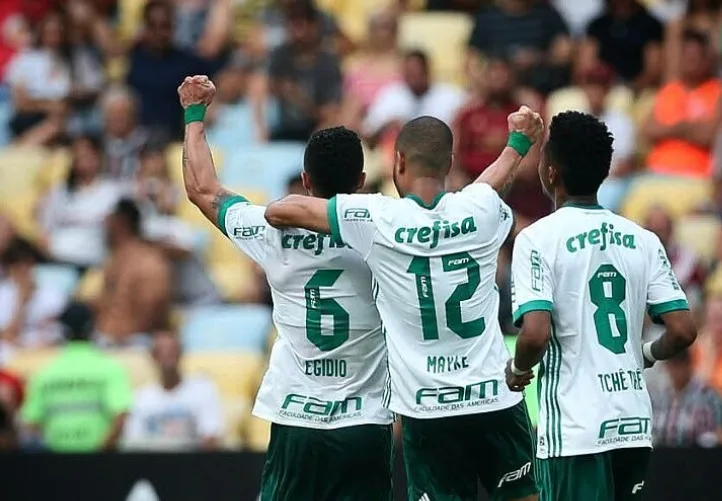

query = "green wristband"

[
  {"left": 184, "top": 104, "right": 207, "bottom": 124},
  {"left": 507, "top": 131, "right": 533, "bottom": 157}
]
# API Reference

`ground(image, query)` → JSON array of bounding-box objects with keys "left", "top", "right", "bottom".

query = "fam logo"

[
  {"left": 343, "top": 208, "right": 371, "bottom": 221},
  {"left": 232, "top": 226, "right": 265, "bottom": 239}
]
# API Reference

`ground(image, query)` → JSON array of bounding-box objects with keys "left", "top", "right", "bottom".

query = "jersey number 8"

[{"left": 588, "top": 264, "right": 628, "bottom": 354}]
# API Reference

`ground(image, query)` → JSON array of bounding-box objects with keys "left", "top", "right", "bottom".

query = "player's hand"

[
  {"left": 508, "top": 105, "right": 544, "bottom": 144},
  {"left": 177, "top": 75, "right": 216, "bottom": 109},
  {"left": 505, "top": 359, "right": 534, "bottom": 392}
]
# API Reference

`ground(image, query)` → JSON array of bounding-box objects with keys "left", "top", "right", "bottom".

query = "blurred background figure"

[
  {"left": 652, "top": 348, "right": 722, "bottom": 447},
  {"left": 0, "top": 238, "right": 67, "bottom": 365},
  {"left": 20, "top": 302, "right": 132, "bottom": 452},
  {"left": 123, "top": 331, "right": 223, "bottom": 451},
  {"left": 101, "top": 85, "right": 149, "bottom": 181},
  {"left": 38, "top": 135, "right": 125, "bottom": 270},
  {"left": 94, "top": 199, "right": 171, "bottom": 349}
]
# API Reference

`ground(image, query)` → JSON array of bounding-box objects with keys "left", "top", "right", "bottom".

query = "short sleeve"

[
  {"left": 460, "top": 183, "right": 515, "bottom": 247},
  {"left": 646, "top": 234, "right": 689, "bottom": 324},
  {"left": 20, "top": 373, "right": 44, "bottom": 425},
  {"left": 328, "top": 194, "right": 379, "bottom": 259},
  {"left": 105, "top": 363, "right": 132, "bottom": 415},
  {"left": 511, "top": 230, "right": 554, "bottom": 327},
  {"left": 218, "top": 196, "right": 273, "bottom": 265},
  {"left": 197, "top": 380, "right": 224, "bottom": 438}
]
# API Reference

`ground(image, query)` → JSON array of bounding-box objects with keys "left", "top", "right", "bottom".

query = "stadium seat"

[
  {"left": 399, "top": 12, "right": 472, "bottom": 85},
  {"left": 74, "top": 267, "right": 105, "bottom": 302},
  {"left": 182, "top": 351, "right": 266, "bottom": 397},
  {"left": 117, "top": 0, "right": 145, "bottom": 43},
  {"left": 112, "top": 350, "right": 157, "bottom": 388},
  {"left": 208, "top": 259, "right": 256, "bottom": 302},
  {"left": 318, "top": 0, "right": 426, "bottom": 42},
  {"left": 34, "top": 264, "right": 80, "bottom": 298},
  {"left": 243, "top": 415, "right": 272, "bottom": 452},
  {"left": 545, "top": 86, "right": 633, "bottom": 121},
  {"left": 220, "top": 143, "right": 305, "bottom": 200},
  {"left": 674, "top": 215, "right": 721, "bottom": 265},
  {"left": 6, "top": 349, "right": 58, "bottom": 380},
  {"left": 180, "top": 304, "right": 273, "bottom": 353},
  {"left": 621, "top": 177, "right": 711, "bottom": 224},
  {"left": 222, "top": 397, "right": 252, "bottom": 448},
  {"left": 0, "top": 146, "right": 50, "bottom": 198},
  {"left": 166, "top": 142, "right": 225, "bottom": 186}
]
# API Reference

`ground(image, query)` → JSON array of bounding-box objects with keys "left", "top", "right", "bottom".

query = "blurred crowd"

[{"left": 2, "top": 0, "right": 722, "bottom": 453}]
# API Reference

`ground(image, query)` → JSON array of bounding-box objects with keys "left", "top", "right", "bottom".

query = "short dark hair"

[
  {"left": 405, "top": 49, "right": 429, "bottom": 72},
  {"left": 59, "top": 302, "right": 95, "bottom": 342},
  {"left": 284, "top": 0, "right": 320, "bottom": 21},
  {"left": 0, "top": 238, "right": 38, "bottom": 268},
  {"left": 547, "top": 111, "right": 614, "bottom": 196},
  {"left": 303, "top": 127, "right": 364, "bottom": 198},
  {"left": 396, "top": 116, "right": 453, "bottom": 172},
  {"left": 143, "top": 0, "right": 172, "bottom": 23},
  {"left": 113, "top": 198, "right": 142, "bottom": 236},
  {"left": 682, "top": 28, "right": 710, "bottom": 48}
]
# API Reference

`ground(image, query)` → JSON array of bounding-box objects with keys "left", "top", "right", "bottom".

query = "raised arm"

[
  {"left": 178, "top": 75, "right": 238, "bottom": 229},
  {"left": 475, "top": 105, "right": 544, "bottom": 196},
  {"left": 264, "top": 195, "right": 331, "bottom": 234}
]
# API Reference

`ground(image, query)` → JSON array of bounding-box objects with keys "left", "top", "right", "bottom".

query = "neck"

[
  {"left": 555, "top": 194, "right": 599, "bottom": 211},
  {"left": 406, "top": 176, "right": 446, "bottom": 206},
  {"left": 161, "top": 370, "right": 181, "bottom": 390}
]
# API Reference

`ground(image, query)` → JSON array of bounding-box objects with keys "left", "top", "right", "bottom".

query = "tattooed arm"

[{"left": 180, "top": 76, "right": 238, "bottom": 229}]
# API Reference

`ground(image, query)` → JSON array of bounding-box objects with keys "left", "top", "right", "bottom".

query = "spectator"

[
  {"left": 264, "top": 0, "right": 343, "bottom": 141},
  {"left": 206, "top": 54, "right": 265, "bottom": 149},
  {"left": 340, "top": 9, "right": 402, "bottom": 132},
  {"left": 253, "top": 0, "right": 344, "bottom": 57},
  {"left": 468, "top": 0, "right": 572, "bottom": 94},
  {"left": 133, "top": 146, "right": 222, "bottom": 308},
  {"left": 454, "top": 55, "right": 521, "bottom": 181},
  {"left": 696, "top": 295, "right": 722, "bottom": 393},
  {"left": 426, "top": 0, "right": 485, "bottom": 13},
  {"left": 0, "top": 214, "right": 17, "bottom": 278},
  {"left": 581, "top": 63, "right": 637, "bottom": 211},
  {"left": 642, "top": 30, "right": 722, "bottom": 179},
  {"left": 580, "top": 0, "right": 664, "bottom": 92},
  {"left": 173, "top": 0, "right": 232, "bottom": 66},
  {"left": 95, "top": 199, "right": 171, "bottom": 349},
  {"left": 664, "top": 0, "right": 722, "bottom": 82},
  {"left": 127, "top": 0, "right": 206, "bottom": 141},
  {"left": 645, "top": 206, "right": 707, "bottom": 309},
  {"left": 363, "top": 50, "right": 465, "bottom": 143},
  {"left": 123, "top": 331, "right": 223, "bottom": 451},
  {"left": 101, "top": 86, "right": 149, "bottom": 181},
  {"left": 20, "top": 302, "right": 132, "bottom": 452},
  {"left": 38, "top": 135, "right": 125, "bottom": 269},
  {"left": 0, "top": 367, "right": 24, "bottom": 451},
  {"left": 0, "top": 0, "right": 30, "bottom": 80},
  {"left": 551, "top": 0, "right": 602, "bottom": 37},
  {"left": 0, "top": 238, "right": 67, "bottom": 365},
  {"left": 5, "top": 10, "right": 70, "bottom": 146},
  {"left": 652, "top": 349, "right": 722, "bottom": 447}
]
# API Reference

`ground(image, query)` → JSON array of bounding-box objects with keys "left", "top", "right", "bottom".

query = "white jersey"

[
  {"left": 329, "top": 184, "right": 522, "bottom": 418},
  {"left": 511, "top": 203, "right": 689, "bottom": 458},
  {"left": 219, "top": 196, "right": 393, "bottom": 429}
]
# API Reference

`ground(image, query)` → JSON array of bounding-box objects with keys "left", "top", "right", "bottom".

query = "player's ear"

[
  {"left": 356, "top": 172, "right": 367, "bottom": 191},
  {"left": 396, "top": 151, "right": 405, "bottom": 174},
  {"left": 301, "top": 171, "right": 311, "bottom": 195}
]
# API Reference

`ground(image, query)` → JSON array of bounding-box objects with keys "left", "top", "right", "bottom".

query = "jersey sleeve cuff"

[
  {"left": 327, "top": 196, "right": 343, "bottom": 243},
  {"left": 216, "top": 195, "right": 249, "bottom": 237},
  {"left": 648, "top": 299, "right": 690, "bottom": 325},
  {"left": 513, "top": 300, "right": 553, "bottom": 327}
]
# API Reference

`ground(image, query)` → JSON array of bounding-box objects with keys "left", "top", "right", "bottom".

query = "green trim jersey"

[
  {"left": 511, "top": 204, "right": 690, "bottom": 459},
  {"left": 218, "top": 196, "right": 393, "bottom": 430},
  {"left": 328, "top": 184, "right": 522, "bottom": 418}
]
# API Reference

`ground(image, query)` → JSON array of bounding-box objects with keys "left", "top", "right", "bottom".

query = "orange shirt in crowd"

[
  {"left": 692, "top": 334, "right": 722, "bottom": 394},
  {"left": 646, "top": 79, "right": 722, "bottom": 178}
]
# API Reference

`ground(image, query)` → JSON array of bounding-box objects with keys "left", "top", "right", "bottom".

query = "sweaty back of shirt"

[
  {"left": 219, "top": 196, "right": 392, "bottom": 430},
  {"left": 511, "top": 204, "right": 689, "bottom": 458},
  {"left": 329, "top": 183, "right": 522, "bottom": 418}
]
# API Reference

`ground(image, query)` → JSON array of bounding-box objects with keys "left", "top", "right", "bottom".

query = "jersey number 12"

[{"left": 407, "top": 252, "right": 486, "bottom": 340}]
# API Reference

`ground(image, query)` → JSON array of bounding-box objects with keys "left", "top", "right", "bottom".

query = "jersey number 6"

[{"left": 304, "top": 269, "right": 350, "bottom": 351}]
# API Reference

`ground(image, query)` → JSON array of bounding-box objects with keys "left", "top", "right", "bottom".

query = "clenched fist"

[
  {"left": 178, "top": 75, "right": 216, "bottom": 108},
  {"left": 508, "top": 105, "right": 544, "bottom": 145}
]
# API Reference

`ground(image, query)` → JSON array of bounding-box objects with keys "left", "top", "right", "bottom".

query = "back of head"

[
  {"left": 303, "top": 127, "right": 364, "bottom": 199},
  {"left": 546, "top": 111, "right": 614, "bottom": 197},
  {"left": 59, "top": 302, "right": 95, "bottom": 342},
  {"left": 395, "top": 116, "right": 453, "bottom": 174},
  {"left": 113, "top": 198, "right": 142, "bottom": 236}
]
